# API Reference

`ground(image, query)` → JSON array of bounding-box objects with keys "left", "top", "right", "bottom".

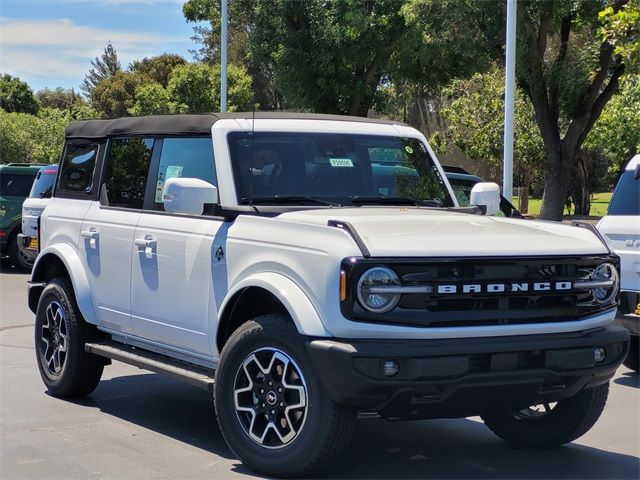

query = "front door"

[
  {"left": 131, "top": 214, "right": 223, "bottom": 355},
  {"left": 130, "top": 137, "right": 221, "bottom": 356}
]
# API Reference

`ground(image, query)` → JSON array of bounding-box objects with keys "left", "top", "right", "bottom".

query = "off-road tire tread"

[
  {"left": 35, "top": 277, "right": 104, "bottom": 398},
  {"left": 481, "top": 382, "right": 609, "bottom": 448},
  {"left": 215, "top": 314, "right": 357, "bottom": 477}
]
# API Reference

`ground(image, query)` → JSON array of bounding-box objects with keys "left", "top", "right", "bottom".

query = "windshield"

[
  {"left": 608, "top": 169, "right": 639, "bottom": 215},
  {"left": 228, "top": 132, "right": 454, "bottom": 207},
  {"left": 0, "top": 173, "right": 37, "bottom": 197},
  {"left": 29, "top": 167, "right": 58, "bottom": 199}
]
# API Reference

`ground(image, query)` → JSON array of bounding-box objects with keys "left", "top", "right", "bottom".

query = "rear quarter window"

[
  {"left": 608, "top": 170, "right": 640, "bottom": 216},
  {"left": 57, "top": 143, "right": 99, "bottom": 195}
]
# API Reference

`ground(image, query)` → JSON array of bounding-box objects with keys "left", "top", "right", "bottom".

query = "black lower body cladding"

[{"left": 306, "top": 326, "right": 629, "bottom": 420}]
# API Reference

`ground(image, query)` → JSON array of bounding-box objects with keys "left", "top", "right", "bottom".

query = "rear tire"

[
  {"left": 34, "top": 277, "right": 105, "bottom": 398},
  {"left": 623, "top": 336, "right": 639, "bottom": 372},
  {"left": 8, "top": 232, "right": 33, "bottom": 272},
  {"left": 481, "top": 382, "right": 609, "bottom": 447},
  {"left": 214, "top": 314, "right": 357, "bottom": 477}
]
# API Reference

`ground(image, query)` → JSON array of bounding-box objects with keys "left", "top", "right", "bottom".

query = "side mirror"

[
  {"left": 163, "top": 177, "right": 218, "bottom": 216},
  {"left": 470, "top": 182, "right": 500, "bottom": 216}
]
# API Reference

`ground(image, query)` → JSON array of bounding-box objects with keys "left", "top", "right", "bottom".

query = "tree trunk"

[
  {"left": 518, "top": 177, "right": 530, "bottom": 214},
  {"left": 540, "top": 146, "right": 573, "bottom": 221},
  {"left": 571, "top": 150, "right": 591, "bottom": 216}
]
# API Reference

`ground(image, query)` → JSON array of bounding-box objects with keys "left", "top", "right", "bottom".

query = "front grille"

[{"left": 341, "top": 255, "right": 618, "bottom": 328}]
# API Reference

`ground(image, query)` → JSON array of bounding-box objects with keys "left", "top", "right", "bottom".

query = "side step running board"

[{"left": 85, "top": 341, "right": 215, "bottom": 392}]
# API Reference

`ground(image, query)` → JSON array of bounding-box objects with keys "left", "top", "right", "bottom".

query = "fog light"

[
  {"left": 383, "top": 360, "right": 399, "bottom": 377},
  {"left": 594, "top": 347, "right": 606, "bottom": 363}
]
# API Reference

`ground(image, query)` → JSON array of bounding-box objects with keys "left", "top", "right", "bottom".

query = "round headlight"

[
  {"left": 591, "top": 262, "right": 619, "bottom": 305},
  {"left": 357, "top": 267, "right": 401, "bottom": 313}
]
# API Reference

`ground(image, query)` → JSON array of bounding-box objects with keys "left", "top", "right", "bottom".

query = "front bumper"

[{"left": 306, "top": 326, "right": 629, "bottom": 420}]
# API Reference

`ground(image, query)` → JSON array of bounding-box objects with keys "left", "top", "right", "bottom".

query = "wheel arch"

[
  {"left": 30, "top": 244, "right": 96, "bottom": 324},
  {"left": 216, "top": 273, "right": 329, "bottom": 354}
]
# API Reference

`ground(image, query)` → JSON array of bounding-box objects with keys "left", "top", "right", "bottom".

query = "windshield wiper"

[
  {"left": 350, "top": 196, "right": 442, "bottom": 207},
  {"left": 240, "top": 195, "right": 339, "bottom": 206}
]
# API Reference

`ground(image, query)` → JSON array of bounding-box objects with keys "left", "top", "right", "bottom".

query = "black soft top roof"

[{"left": 65, "top": 112, "right": 409, "bottom": 140}]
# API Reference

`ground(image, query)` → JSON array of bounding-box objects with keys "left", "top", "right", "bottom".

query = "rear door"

[
  {"left": 78, "top": 137, "right": 155, "bottom": 334},
  {"left": 130, "top": 137, "right": 222, "bottom": 356}
]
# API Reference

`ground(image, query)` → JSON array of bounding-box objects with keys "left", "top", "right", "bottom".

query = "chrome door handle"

[
  {"left": 81, "top": 229, "right": 99, "bottom": 249},
  {"left": 134, "top": 237, "right": 157, "bottom": 249},
  {"left": 80, "top": 229, "right": 99, "bottom": 239}
]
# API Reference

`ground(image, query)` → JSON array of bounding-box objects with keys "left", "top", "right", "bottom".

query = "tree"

[
  {"left": 183, "top": 0, "right": 282, "bottom": 110},
  {"left": 0, "top": 108, "right": 69, "bottom": 164},
  {"left": 437, "top": 66, "right": 545, "bottom": 214},
  {"left": 36, "top": 87, "right": 85, "bottom": 111},
  {"left": 183, "top": 0, "right": 420, "bottom": 116},
  {"left": 81, "top": 42, "right": 121, "bottom": 96},
  {"left": 128, "top": 83, "right": 175, "bottom": 116},
  {"left": 91, "top": 71, "right": 145, "bottom": 118},
  {"left": 129, "top": 54, "right": 187, "bottom": 87},
  {"left": 586, "top": 74, "right": 640, "bottom": 177},
  {"left": 512, "top": 0, "right": 639, "bottom": 220},
  {"left": 410, "top": 0, "right": 639, "bottom": 220},
  {"left": 167, "top": 63, "right": 253, "bottom": 112},
  {"left": 0, "top": 74, "right": 39, "bottom": 114}
]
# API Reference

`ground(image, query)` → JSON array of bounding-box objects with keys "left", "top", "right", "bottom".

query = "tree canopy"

[
  {"left": 80, "top": 42, "right": 121, "bottom": 96},
  {"left": 129, "top": 54, "right": 187, "bottom": 87},
  {"left": 0, "top": 74, "right": 40, "bottom": 114},
  {"left": 90, "top": 71, "right": 145, "bottom": 118}
]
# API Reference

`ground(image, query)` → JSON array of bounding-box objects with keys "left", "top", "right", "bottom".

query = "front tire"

[
  {"left": 481, "top": 382, "right": 610, "bottom": 447},
  {"left": 35, "top": 277, "right": 105, "bottom": 398},
  {"left": 214, "top": 314, "right": 357, "bottom": 477}
]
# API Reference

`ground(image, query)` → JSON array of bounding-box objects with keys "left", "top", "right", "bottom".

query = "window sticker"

[
  {"left": 329, "top": 158, "right": 354, "bottom": 167},
  {"left": 155, "top": 165, "right": 185, "bottom": 202},
  {"left": 165, "top": 165, "right": 184, "bottom": 179},
  {"left": 405, "top": 145, "right": 414, "bottom": 154}
]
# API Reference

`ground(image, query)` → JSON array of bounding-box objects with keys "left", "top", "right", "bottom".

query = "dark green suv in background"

[{"left": 0, "top": 163, "right": 44, "bottom": 271}]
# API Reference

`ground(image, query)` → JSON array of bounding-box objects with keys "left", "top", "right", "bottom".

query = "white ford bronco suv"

[{"left": 29, "top": 113, "right": 628, "bottom": 477}]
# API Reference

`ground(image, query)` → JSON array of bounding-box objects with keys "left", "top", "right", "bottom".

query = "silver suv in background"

[
  {"left": 18, "top": 165, "right": 58, "bottom": 265},
  {"left": 597, "top": 154, "right": 640, "bottom": 371}
]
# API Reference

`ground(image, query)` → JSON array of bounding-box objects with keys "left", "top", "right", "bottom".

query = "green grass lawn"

[{"left": 512, "top": 192, "right": 612, "bottom": 217}]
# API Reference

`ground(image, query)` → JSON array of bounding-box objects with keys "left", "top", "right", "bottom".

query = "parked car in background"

[
  {"left": 0, "top": 163, "right": 44, "bottom": 271},
  {"left": 18, "top": 165, "right": 59, "bottom": 265},
  {"left": 442, "top": 166, "right": 523, "bottom": 219},
  {"left": 597, "top": 154, "right": 640, "bottom": 372}
]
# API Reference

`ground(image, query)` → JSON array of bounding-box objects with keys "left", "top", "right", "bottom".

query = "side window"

[
  {"left": 103, "top": 138, "right": 153, "bottom": 209},
  {"left": 0, "top": 174, "right": 35, "bottom": 197},
  {"left": 58, "top": 143, "right": 99, "bottom": 194},
  {"left": 153, "top": 137, "right": 216, "bottom": 208}
]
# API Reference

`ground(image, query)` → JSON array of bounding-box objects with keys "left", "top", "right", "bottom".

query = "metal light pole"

[
  {"left": 220, "top": 0, "right": 228, "bottom": 113},
  {"left": 503, "top": 0, "right": 517, "bottom": 201}
]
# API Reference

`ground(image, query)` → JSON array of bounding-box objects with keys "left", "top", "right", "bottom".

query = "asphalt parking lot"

[{"left": 1, "top": 266, "right": 638, "bottom": 479}]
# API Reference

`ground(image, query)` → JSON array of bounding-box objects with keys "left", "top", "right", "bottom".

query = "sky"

[{"left": 0, "top": 0, "right": 203, "bottom": 92}]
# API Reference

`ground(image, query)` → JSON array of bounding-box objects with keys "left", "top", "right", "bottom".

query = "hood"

[{"left": 277, "top": 208, "right": 609, "bottom": 257}]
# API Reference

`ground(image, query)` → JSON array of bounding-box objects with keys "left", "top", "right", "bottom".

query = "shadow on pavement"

[
  {"left": 66, "top": 375, "right": 235, "bottom": 457},
  {"left": 321, "top": 417, "right": 639, "bottom": 479},
  {"left": 614, "top": 371, "right": 639, "bottom": 389},
  {"left": 60, "top": 372, "right": 638, "bottom": 479}
]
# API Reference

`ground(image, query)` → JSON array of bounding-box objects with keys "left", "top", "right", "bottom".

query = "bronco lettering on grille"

[{"left": 436, "top": 281, "right": 572, "bottom": 294}]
